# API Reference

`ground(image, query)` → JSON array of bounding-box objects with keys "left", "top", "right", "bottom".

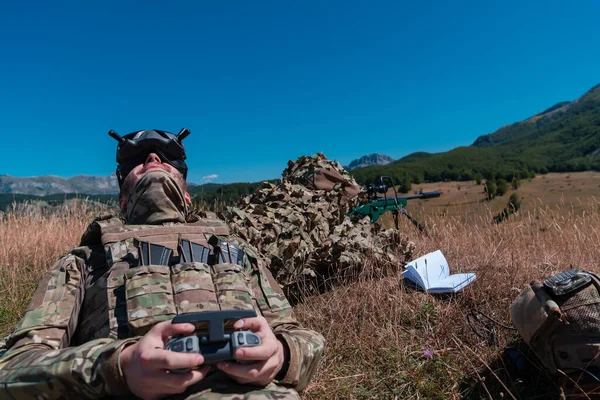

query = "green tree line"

[{"left": 351, "top": 84, "right": 600, "bottom": 189}]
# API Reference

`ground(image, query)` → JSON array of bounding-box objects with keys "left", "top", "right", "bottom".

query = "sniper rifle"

[{"left": 348, "top": 176, "right": 441, "bottom": 232}]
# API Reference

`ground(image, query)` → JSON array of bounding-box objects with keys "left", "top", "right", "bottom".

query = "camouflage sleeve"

[
  {"left": 273, "top": 326, "right": 325, "bottom": 391},
  {"left": 246, "top": 249, "right": 325, "bottom": 391},
  {"left": 0, "top": 253, "right": 136, "bottom": 399}
]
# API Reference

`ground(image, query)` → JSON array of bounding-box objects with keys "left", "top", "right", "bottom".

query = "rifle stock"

[
  {"left": 348, "top": 176, "right": 441, "bottom": 230},
  {"left": 348, "top": 191, "right": 440, "bottom": 224}
]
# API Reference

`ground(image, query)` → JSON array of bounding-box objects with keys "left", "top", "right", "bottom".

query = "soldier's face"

[{"left": 119, "top": 152, "right": 191, "bottom": 211}]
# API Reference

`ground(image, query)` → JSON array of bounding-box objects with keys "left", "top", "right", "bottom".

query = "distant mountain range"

[
  {"left": 1, "top": 153, "right": 394, "bottom": 196},
  {"left": 3, "top": 83, "right": 600, "bottom": 198},
  {"left": 345, "top": 154, "right": 394, "bottom": 170},
  {"left": 0, "top": 174, "right": 120, "bottom": 196}
]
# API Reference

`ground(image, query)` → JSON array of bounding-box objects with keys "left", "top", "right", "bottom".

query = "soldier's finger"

[
  {"left": 140, "top": 348, "right": 204, "bottom": 370},
  {"left": 234, "top": 316, "right": 269, "bottom": 334},
  {"left": 150, "top": 320, "right": 196, "bottom": 343},
  {"left": 235, "top": 338, "right": 278, "bottom": 361}
]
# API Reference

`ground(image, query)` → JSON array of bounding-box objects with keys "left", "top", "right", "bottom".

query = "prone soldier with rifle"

[
  {"left": 348, "top": 176, "right": 440, "bottom": 231},
  {"left": 0, "top": 128, "right": 325, "bottom": 400}
]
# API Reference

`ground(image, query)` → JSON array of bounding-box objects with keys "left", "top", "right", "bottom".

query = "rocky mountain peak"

[
  {"left": 345, "top": 154, "right": 394, "bottom": 170},
  {"left": 0, "top": 174, "right": 119, "bottom": 196}
]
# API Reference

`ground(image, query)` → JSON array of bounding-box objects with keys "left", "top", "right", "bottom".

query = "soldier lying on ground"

[{"left": 0, "top": 129, "right": 325, "bottom": 400}]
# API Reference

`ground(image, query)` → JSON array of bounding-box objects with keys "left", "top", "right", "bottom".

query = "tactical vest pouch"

[
  {"left": 93, "top": 218, "right": 239, "bottom": 338},
  {"left": 255, "top": 262, "right": 290, "bottom": 312},
  {"left": 124, "top": 265, "right": 177, "bottom": 336},
  {"left": 171, "top": 262, "right": 219, "bottom": 314},
  {"left": 212, "top": 263, "right": 255, "bottom": 311}
]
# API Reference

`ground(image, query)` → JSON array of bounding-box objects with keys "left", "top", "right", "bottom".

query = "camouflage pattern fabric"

[
  {"left": 123, "top": 170, "right": 189, "bottom": 225},
  {"left": 0, "top": 212, "right": 325, "bottom": 398},
  {"left": 0, "top": 336, "right": 7, "bottom": 359},
  {"left": 510, "top": 271, "right": 600, "bottom": 397},
  {"left": 163, "top": 373, "right": 302, "bottom": 399},
  {"left": 221, "top": 153, "right": 415, "bottom": 291}
]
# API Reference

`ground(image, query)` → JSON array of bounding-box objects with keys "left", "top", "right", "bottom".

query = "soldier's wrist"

[
  {"left": 104, "top": 338, "right": 138, "bottom": 396},
  {"left": 274, "top": 336, "right": 290, "bottom": 381},
  {"left": 119, "top": 340, "right": 138, "bottom": 384}
]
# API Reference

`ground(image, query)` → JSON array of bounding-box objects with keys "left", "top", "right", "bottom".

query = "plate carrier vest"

[{"left": 79, "top": 213, "right": 287, "bottom": 339}]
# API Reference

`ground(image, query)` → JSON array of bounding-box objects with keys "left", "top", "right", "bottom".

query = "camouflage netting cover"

[{"left": 221, "top": 153, "right": 415, "bottom": 293}]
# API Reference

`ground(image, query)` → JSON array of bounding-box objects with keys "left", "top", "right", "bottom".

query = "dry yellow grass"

[
  {"left": 1, "top": 175, "right": 600, "bottom": 399},
  {"left": 294, "top": 178, "right": 600, "bottom": 399},
  {"left": 407, "top": 171, "right": 600, "bottom": 218},
  {"left": 0, "top": 201, "right": 103, "bottom": 334}
]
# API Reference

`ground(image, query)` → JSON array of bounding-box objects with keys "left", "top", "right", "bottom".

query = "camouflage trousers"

[{"left": 114, "top": 371, "right": 301, "bottom": 400}]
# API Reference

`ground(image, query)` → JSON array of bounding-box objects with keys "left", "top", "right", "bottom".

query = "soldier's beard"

[{"left": 123, "top": 170, "right": 188, "bottom": 225}]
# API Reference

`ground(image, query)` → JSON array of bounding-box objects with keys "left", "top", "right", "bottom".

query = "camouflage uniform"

[
  {"left": 222, "top": 153, "right": 415, "bottom": 291},
  {"left": 0, "top": 171, "right": 325, "bottom": 399}
]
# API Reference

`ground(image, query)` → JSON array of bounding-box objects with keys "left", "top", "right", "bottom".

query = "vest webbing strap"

[
  {"left": 101, "top": 224, "right": 229, "bottom": 245},
  {"left": 107, "top": 260, "right": 131, "bottom": 339}
]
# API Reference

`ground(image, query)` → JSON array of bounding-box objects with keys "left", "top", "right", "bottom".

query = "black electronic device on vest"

[
  {"left": 544, "top": 269, "right": 592, "bottom": 296},
  {"left": 207, "top": 235, "right": 245, "bottom": 265}
]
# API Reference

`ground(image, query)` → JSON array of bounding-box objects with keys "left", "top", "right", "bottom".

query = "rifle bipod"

[{"left": 392, "top": 208, "right": 427, "bottom": 233}]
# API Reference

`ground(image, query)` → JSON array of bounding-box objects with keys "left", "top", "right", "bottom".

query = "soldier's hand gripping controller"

[{"left": 165, "top": 310, "right": 262, "bottom": 373}]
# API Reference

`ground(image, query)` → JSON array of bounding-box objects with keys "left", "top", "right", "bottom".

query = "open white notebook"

[{"left": 401, "top": 250, "right": 476, "bottom": 294}]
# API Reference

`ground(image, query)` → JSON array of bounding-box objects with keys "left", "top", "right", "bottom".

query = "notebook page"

[
  {"left": 404, "top": 250, "right": 449, "bottom": 289},
  {"left": 428, "top": 273, "right": 477, "bottom": 293},
  {"left": 402, "top": 264, "right": 425, "bottom": 288}
]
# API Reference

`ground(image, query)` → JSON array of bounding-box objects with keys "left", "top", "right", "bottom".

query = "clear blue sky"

[{"left": 1, "top": 0, "right": 599, "bottom": 184}]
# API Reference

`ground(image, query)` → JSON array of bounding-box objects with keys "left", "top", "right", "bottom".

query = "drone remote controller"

[{"left": 165, "top": 310, "right": 262, "bottom": 373}]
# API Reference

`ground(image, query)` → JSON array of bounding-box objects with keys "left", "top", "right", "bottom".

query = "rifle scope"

[{"left": 365, "top": 176, "right": 395, "bottom": 201}]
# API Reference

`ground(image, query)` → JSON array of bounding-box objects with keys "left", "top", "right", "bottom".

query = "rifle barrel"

[{"left": 396, "top": 191, "right": 441, "bottom": 200}]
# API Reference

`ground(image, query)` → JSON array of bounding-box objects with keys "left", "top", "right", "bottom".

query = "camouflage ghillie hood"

[
  {"left": 221, "top": 153, "right": 414, "bottom": 293},
  {"left": 123, "top": 170, "right": 189, "bottom": 225},
  {"left": 283, "top": 154, "right": 362, "bottom": 205}
]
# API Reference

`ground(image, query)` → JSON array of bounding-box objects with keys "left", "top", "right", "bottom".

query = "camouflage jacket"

[{"left": 0, "top": 213, "right": 325, "bottom": 399}]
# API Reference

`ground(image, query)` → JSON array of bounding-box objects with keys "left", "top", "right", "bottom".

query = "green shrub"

[
  {"left": 496, "top": 179, "right": 509, "bottom": 196},
  {"left": 509, "top": 193, "right": 521, "bottom": 212},
  {"left": 511, "top": 177, "right": 521, "bottom": 190},
  {"left": 484, "top": 180, "right": 496, "bottom": 200}
]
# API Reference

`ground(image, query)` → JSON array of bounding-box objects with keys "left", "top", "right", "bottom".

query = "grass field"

[
  {"left": 1, "top": 172, "right": 600, "bottom": 399},
  {"left": 406, "top": 171, "right": 600, "bottom": 219}
]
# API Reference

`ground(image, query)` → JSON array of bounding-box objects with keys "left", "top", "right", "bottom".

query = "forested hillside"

[{"left": 351, "top": 84, "right": 600, "bottom": 186}]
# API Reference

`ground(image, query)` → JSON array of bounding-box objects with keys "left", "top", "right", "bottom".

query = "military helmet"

[{"left": 108, "top": 128, "right": 191, "bottom": 187}]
